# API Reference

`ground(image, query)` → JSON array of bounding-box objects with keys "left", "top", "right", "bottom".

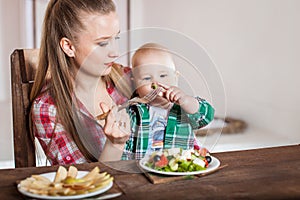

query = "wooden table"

[{"left": 1, "top": 145, "right": 299, "bottom": 199}]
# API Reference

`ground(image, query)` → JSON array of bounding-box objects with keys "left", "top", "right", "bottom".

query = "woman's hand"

[
  {"left": 98, "top": 103, "right": 130, "bottom": 161},
  {"left": 99, "top": 103, "right": 130, "bottom": 145}
]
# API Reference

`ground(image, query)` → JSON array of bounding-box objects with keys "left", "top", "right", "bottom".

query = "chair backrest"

[{"left": 11, "top": 49, "right": 39, "bottom": 168}]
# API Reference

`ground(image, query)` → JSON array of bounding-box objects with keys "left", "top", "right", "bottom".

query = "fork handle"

[
  {"left": 96, "top": 101, "right": 130, "bottom": 121},
  {"left": 117, "top": 101, "right": 131, "bottom": 111}
]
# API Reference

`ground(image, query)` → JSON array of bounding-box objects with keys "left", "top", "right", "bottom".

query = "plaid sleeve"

[
  {"left": 186, "top": 97, "right": 215, "bottom": 129},
  {"left": 32, "top": 95, "right": 87, "bottom": 165}
]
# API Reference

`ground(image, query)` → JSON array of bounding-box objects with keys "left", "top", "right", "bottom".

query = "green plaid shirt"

[{"left": 122, "top": 97, "right": 214, "bottom": 160}]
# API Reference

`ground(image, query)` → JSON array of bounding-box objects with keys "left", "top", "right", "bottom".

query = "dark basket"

[{"left": 194, "top": 117, "right": 247, "bottom": 136}]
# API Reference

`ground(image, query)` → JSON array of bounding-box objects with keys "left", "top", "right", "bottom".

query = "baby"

[{"left": 122, "top": 43, "right": 214, "bottom": 160}]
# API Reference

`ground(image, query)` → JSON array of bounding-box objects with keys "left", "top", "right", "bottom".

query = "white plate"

[
  {"left": 17, "top": 171, "right": 113, "bottom": 200},
  {"left": 139, "top": 156, "right": 220, "bottom": 176}
]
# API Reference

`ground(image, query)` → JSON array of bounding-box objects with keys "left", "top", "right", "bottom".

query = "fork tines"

[{"left": 143, "top": 87, "right": 163, "bottom": 102}]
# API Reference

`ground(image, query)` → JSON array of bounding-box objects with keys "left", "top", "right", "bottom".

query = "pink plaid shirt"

[{"left": 32, "top": 69, "right": 130, "bottom": 165}]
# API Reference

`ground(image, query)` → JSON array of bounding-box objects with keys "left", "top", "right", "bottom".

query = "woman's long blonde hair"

[{"left": 30, "top": 0, "right": 130, "bottom": 162}]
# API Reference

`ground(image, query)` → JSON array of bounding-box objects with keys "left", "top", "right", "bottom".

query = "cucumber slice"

[{"left": 168, "top": 158, "right": 179, "bottom": 171}]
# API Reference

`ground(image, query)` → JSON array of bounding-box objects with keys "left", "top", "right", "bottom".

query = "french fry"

[
  {"left": 28, "top": 188, "right": 49, "bottom": 195},
  {"left": 93, "top": 174, "right": 111, "bottom": 186},
  {"left": 50, "top": 182, "right": 63, "bottom": 189},
  {"left": 31, "top": 175, "right": 52, "bottom": 184},
  {"left": 75, "top": 189, "right": 90, "bottom": 195},
  {"left": 64, "top": 179, "right": 94, "bottom": 190},
  {"left": 31, "top": 181, "right": 51, "bottom": 189},
  {"left": 81, "top": 166, "right": 100, "bottom": 181},
  {"left": 94, "top": 172, "right": 107, "bottom": 179},
  {"left": 20, "top": 179, "right": 34, "bottom": 188},
  {"left": 89, "top": 177, "right": 113, "bottom": 193},
  {"left": 20, "top": 177, "right": 51, "bottom": 190}
]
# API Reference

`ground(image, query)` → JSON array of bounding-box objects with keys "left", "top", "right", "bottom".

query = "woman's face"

[{"left": 73, "top": 11, "right": 120, "bottom": 77}]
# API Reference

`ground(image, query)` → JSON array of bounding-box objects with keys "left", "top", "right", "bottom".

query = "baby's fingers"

[
  {"left": 156, "top": 82, "right": 170, "bottom": 90},
  {"left": 170, "top": 90, "right": 183, "bottom": 102},
  {"left": 164, "top": 87, "right": 179, "bottom": 101}
]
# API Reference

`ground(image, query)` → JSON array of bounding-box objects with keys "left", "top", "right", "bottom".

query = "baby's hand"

[
  {"left": 156, "top": 82, "right": 188, "bottom": 105},
  {"left": 156, "top": 82, "right": 199, "bottom": 114}
]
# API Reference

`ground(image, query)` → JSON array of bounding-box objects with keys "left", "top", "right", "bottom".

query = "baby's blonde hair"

[{"left": 132, "top": 43, "right": 175, "bottom": 70}]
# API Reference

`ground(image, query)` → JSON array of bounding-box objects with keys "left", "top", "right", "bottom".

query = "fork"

[{"left": 96, "top": 87, "right": 163, "bottom": 120}]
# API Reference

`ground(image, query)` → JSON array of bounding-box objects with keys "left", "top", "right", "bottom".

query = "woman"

[{"left": 30, "top": 0, "right": 132, "bottom": 165}]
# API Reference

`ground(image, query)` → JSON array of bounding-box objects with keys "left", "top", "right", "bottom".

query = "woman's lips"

[{"left": 104, "top": 62, "right": 113, "bottom": 67}]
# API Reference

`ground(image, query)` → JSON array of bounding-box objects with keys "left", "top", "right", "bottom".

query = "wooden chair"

[{"left": 11, "top": 49, "right": 39, "bottom": 168}]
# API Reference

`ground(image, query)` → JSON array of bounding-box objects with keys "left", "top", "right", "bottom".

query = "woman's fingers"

[
  {"left": 102, "top": 105, "right": 130, "bottom": 144},
  {"left": 102, "top": 105, "right": 115, "bottom": 134},
  {"left": 109, "top": 133, "right": 130, "bottom": 144},
  {"left": 106, "top": 126, "right": 130, "bottom": 144},
  {"left": 99, "top": 102, "right": 110, "bottom": 113},
  {"left": 96, "top": 102, "right": 111, "bottom": 120}
]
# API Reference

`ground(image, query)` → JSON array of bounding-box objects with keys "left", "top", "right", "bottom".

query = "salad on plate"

[{"left": 143, "top": 147, "right": 213, "bottom": 173}]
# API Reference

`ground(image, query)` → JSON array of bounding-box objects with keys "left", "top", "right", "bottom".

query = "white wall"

[
  {"left": 130, "top": 0, "right": 300, "bottom": 139},
  {"left": 0, "top": 0, "right": 29, "bottom": 162},
  {"left": 0, "top": 0, "right": 25, "bottom": 101}
]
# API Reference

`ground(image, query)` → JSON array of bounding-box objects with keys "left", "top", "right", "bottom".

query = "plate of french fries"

[{"left": 17, "top": 166, "right": 114, "bottom": 199}]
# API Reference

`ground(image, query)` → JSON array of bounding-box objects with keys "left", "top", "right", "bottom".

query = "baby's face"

[{"left": 132, "top": 52, "right": 177, "bottom": 98}]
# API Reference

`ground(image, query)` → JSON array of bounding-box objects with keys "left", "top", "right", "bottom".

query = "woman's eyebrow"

[{"left": 95, "top": 30, "right": 120, "bottom": 41}]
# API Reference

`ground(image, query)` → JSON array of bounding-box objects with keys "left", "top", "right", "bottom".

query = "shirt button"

[{"left": 66, "top": 156, "right": 71, "bottom": 161}]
